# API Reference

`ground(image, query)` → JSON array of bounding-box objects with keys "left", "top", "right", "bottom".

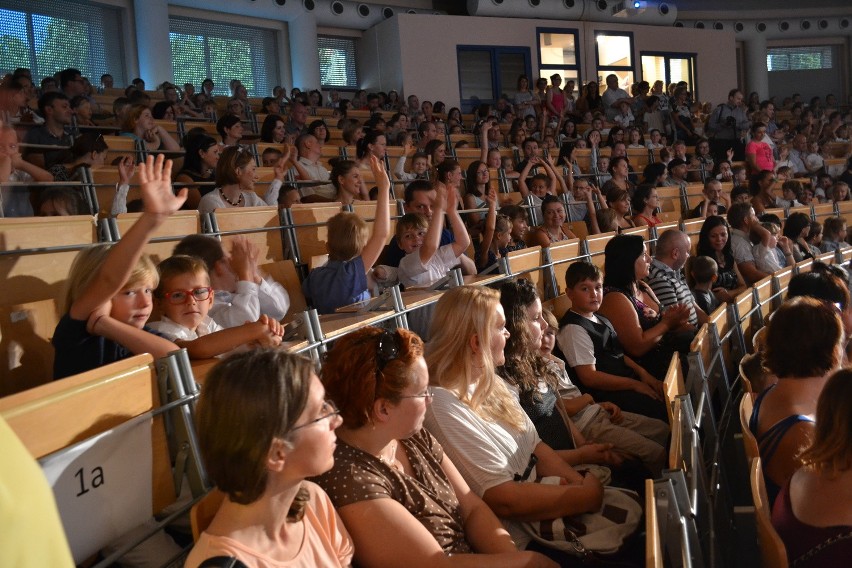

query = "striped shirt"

[{"left": 646, "top": 258, "right": 698, "bottom": 326}]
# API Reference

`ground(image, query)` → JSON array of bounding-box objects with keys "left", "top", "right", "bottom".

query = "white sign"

[{"left": 40, "top": 416, "right": 154, "bottom": 563}]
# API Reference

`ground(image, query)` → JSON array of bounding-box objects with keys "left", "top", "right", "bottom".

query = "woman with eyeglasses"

[
  {"left": 313, "top": 327, "right": 556, "bottom": 568},
  {"left": 186, "top": 349, "right": 353, "bottom": 568}
]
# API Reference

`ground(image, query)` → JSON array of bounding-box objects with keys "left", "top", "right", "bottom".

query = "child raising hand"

[{"left": 53, "top": 155, "right": 187, "bottom": 380}]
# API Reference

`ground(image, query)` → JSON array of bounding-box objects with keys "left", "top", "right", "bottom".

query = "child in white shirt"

[
  {"left": 149, "top": 255, "right": 283, "bottom": 357},
  {"left": 173, "top": 234, "right": 290, "bottom": 327},
  {"left": 396, "top": 180, "right": 470, "bottom": 288}
]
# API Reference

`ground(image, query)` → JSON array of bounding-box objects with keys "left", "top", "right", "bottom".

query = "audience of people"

[{"left": 4, "top": 64, "right": 852, "bottom": 567}]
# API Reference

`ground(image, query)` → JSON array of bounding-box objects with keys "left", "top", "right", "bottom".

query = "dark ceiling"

[{"left": 430, "top": 0, "right": 852, "bottom": 17}]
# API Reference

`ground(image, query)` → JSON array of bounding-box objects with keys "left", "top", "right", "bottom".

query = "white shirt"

[
  {"left": 398, "top": 244, "right": 460, "bottom": 288},
  {"left": 197, "top": 180, "right": 282, "bottom": 215},
  {"left": 295, "top": 157, "right": 336, "bottom": 200},
  {"left": 424, "top": 385, "right": 540, "bottom": 549},
  {"left": 148, "top": 315, "right": 223, "bottom": 341},
  {"left": 208, "top": 278, "right": 289, "bottom": 328}
]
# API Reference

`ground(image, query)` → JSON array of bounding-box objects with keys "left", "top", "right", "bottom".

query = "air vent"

[
  {"left": 695, "top": 22, "right": 705, "bottom": 29},
  {"left": 779, "top": 21, "right": 789, "bottom": 31},
  {"left": 659, "top": 3, "right": 669, "bottom": 15},
  {"left": 713, "top": 22, "right": 723, "bottom": 30},
  {"left": 756, "top": 22, "right": 766, "bottom": 32},
  {"left": 357, "top": 3, "right": 370, "bottom": 17},
  {"left": 382, "top": 7, "right": 394, "bottom": 19},
  {"left": 331, "top": 1, "right": 344, "bottom": 15}
]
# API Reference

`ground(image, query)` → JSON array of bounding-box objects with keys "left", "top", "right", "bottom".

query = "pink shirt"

[
  {"left": 185, "top": 482, "right": 354, "bottom": 568},
  {"left": 746, "top": 140, "right": 775, "bottom": 173}
]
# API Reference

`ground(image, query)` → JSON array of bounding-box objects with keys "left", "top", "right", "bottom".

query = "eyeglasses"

[
  {"left": 399, "top": 387, "right": 434, "bottom": 400},
  {"left": 162, "top": 287, "right": 212, "bottom": 304},
  {"left": 291, "top": 399, "right": 340, "bottom": 432}
]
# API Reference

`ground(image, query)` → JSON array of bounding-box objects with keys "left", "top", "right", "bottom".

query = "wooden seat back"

[
  {"left": 739, "top": 394, "right": 759, "bottom": 462},
  {"left": 0, "top": 215, "right": 98, "bottom": 394},
  {"left": 0, "top": 354, "right": 176, "bottom": 562},
  {"left": 211, "top": 206, "right": 285, "bottom": 264},
  {"left": 114, "top": 211, "right": 202, "bottom": 264},
  {"left": 288, "top": 202, "right": 343, "bottom": 263},
  {"left": 750, "top": 457, "right": 789, "bottom": 568}
]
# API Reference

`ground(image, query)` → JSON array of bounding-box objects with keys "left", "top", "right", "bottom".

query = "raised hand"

[
  {"left": 118, "top": 156, "right": 135, "bottom": 186},
  {"left": 138, "top": 154, "right": 187, "bottom": 216},
  {"left": 369, "top": 153, "right": 390, "bottom": 190}
]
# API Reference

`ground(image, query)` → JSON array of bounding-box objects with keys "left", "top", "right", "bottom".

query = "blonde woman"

[{"left": 425, "top": 286, "right": 639, "bottom": 563}]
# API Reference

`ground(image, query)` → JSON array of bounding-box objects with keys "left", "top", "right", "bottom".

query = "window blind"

[
  {"left": 169, "top": 16, "right": 279, "bottom": 97},
  {"left": 767, "top": 46, "right": 834, "bottom": 72},
  {"left": 318, "top": 36, "right": 358, "bottom": 89},
  {"left": 0, "top": 0, "right": 125, "bottom": 85}
]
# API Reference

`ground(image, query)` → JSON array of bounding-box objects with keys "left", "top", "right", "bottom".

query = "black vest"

[{"left": 557, "top": 311, "right": 634, "bottom": 383}]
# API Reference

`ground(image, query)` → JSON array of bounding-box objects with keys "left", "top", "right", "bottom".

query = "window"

[
  {"left": 169, "top": 16, "right": 279, "bottom": 97},
  {"left": 318, "top": 36, "right": 358, "bottom": 89},
  {"left": 457, "top": 46, "right": 531, "bottom": 113},
  {"left": 767, "top": 46, "right": 833, "bottom": 71},
  {"left": 594, "top": 32, "right": 635, "bottom": 94},
  {"left": 641, "top": 52, "right": 696, "bottom": 95},
  {"left": 537, "top": 28, "right": 581, "bottom": 90},
  {"left": 0, "top": 0, "right": 126, "bottom": 84}
]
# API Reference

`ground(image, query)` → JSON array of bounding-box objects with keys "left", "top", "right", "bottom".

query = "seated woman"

[
  {"left": 175, "top": 134, "right": 221, "bottom": 209},
  {"left": 308, "top": 119, "right": 330, "bottom": 148},
  {"left": 498, "top": 278, "right": 665, "bottom": 484},
  {"left": 750, "top": 297, "right": 844, "bottom": 507},
  {"left": 527, "top": 195, "right": 578, "bottom": 248},
  {"left": 695, "top": 216, "right": 746, "bottom": 303},
  {"left": 328, "top": 159, "right": 368, "bottom": 204},
  {"left": 771, "top": 368, "right": 852, "bottom": 568},
  {"left": 185, "top": 350, "right": 353, "bottom": 567},
  {"left": 425, "top": 286, "right": 641, "bottom": 564},
  {"left": 259, "top": 114, "right": 287, "bottom": 144},
  {"left": 605, "top": 188, "right": 635, "bottom": 231},
  {"left": 50, "top": 131, "right": 111, "bottom": 181},
  {"left": 630, "top": 184, "right": 662, "bottom": 227},
  {"left": 601, "top": 156, "right": 636, "bottom": 199},
  {"left": 120, "top": 104, "right": 180, "bottom": 152},
  {"left": 216, "top": 114, "right": 244, "bottom": 147},
  {"left": 597, "top": 235, "right": 692, "bottom": 381},
  {"left": 314, "top": 327, "right": 556, "bottom": 568},
  {"left": 198, "top": 145, "right": 286, "bottom": 214},
  {"left": 749, "top": 169, "right": 779, "bottom": 216}
]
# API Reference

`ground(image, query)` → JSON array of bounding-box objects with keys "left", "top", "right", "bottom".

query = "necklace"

[
  {"left": 546, "top": 227, "right": 565, "bottom": 242},
  {"left": 219, "top": 188, "right": 244, "bottom": 207},
  {"left": 378, "top": 440, "right": 404, "bottom": 472}
]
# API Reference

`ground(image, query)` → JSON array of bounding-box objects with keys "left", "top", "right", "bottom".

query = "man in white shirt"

[
  {"left": 601, "top": 74, "right": 633, "bottom": 122},
  {"left": 292, "top": 133, "right": 336, "bottom": 200}
]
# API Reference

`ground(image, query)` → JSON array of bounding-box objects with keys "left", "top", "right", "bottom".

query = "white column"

[
  {"left": 743, "top": 35, "right": 768, "bottom": 100},
  {"left": 288, "top": 12, "right": 322, "bottom": 91},
  {"left": 132, "top": 0, "right": 173, "bottom": 86}
]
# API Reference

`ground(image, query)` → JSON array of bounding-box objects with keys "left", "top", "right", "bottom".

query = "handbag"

[{"left": 519, "top": 477, "right": 643, "bottom": 558}]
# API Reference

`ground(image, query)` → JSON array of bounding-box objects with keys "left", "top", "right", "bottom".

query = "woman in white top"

[
  {"left": 198, "top": 145, "right": 287, "bottom": 214},
  {"left": 424, "top": 286, "right": 605, "bottom": 560}
]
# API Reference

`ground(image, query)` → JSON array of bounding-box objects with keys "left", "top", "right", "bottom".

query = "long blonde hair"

[
  {"left": 426, "top": 286, "right": 526, "bottom": 430},
  {"left": 64, "top": 245, "right": 158, "bottom": 312}
]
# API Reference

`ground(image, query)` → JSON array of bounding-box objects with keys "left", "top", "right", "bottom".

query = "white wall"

[
  {"left": 359, "top": 18, "right": 402, "bottom": 93},
  {"left": 361, "top": 14, "right": 737, "bottom": 108}
]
